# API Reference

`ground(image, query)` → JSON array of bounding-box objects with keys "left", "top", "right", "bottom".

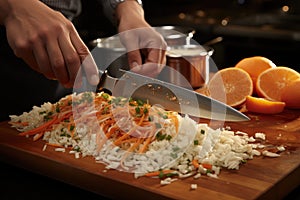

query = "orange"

[
  {"left": 235, "top": 56, "right": 276, "bottom": 92},
  {"left": 245, "top": 95, "right": 285, "bottom": 114},
  {"left": 207, "top": 67, "right": 253, "bottom": 107},
  {"left": 281, "top": 79, "right": 300, "bottom": 109},
  {"left": 256, "top": 67, "right": 300, "bottom": 101}
]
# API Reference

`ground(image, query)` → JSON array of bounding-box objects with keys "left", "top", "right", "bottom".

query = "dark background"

[
  {"left": 74, "top": 0, "right": 300, "bottom": 72},
  {"left": 1, "top": 0, "right": 300, "bottom": 199}
]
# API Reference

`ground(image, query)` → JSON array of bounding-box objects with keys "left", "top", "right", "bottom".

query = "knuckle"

[
  {"left": 52, "top": 58, "right": 65, "bottom": 70},
  {"left": 65, "top": 54, "right": 80, "bottom": 66},
  {"left": 13, "top": 40, "right": 30, "bottom": 56},
  {"left": 77, "top": 47, "right": 90, "bottom": 60}
]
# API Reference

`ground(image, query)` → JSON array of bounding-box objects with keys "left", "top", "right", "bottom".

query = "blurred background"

[
  {"left": 73, "top": 0, "right": 300, "bottom": 72},
  {"left": 1, "top": 1, "right": 300, "bottom": 200}
]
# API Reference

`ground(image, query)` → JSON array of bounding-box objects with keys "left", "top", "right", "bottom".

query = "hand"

[
  {"left": 1, "top": 0, "right": 99, "bottom": 88},
  {"left": 116, "top": 1, "right": 167, "bottom": 78}
]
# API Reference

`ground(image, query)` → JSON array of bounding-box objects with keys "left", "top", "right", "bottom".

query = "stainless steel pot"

[
  {"left": 153, "top": 26, "right": 195, "bottom": 46},
  {"left": 89, "top": 26, "right": 200, "bottom": 80}
]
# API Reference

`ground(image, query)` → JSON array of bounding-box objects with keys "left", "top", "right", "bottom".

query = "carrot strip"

[
  {"left": 19, "top": 110, "right": 72, "bottom": 137},
  {"left": 105, "top": 126, "right": 118, "bottom": 138},
  {"left": 120, "top": 137, "right": 139, "bottom": 144},
  {"left": 18, "top": 115, "right": 58, "bottom": 136},
  {"left": 114, "top": 126, "right": 137, "bottom": 146},
  {"left": 201, "top": 163, "right": 213, "bottom": 170},
  {"left": 137, "top": 114, "right": 145, "bottom": 126},
  {"left": 192, "top": 159, "right": 200, "bottom": 169},
  {"left": 169, "top": 115, "right": 179, "bottom": 133},
  {"left": 138, "top": 136, "right": 152, "bottom": 153}
]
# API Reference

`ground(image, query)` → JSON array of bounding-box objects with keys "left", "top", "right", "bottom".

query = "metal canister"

[{"left": 163, "top": 45, "right": 214, "bottom": 89}]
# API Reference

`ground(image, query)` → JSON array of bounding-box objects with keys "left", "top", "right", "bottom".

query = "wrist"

[
  {"left": 116, "top": 0, "right": 145, "bottom": 29},
  {"left": 111, "top": 0, "right": 142, "bottom": 10}
]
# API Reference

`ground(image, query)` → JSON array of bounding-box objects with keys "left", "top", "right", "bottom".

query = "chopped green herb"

[
  {"left": 143, "top": 107, "right": 148, "bottom": 114},
  {"left": 69, "top": 125, "right": 75, "bottom": 131},
  {"left": 158, "top": 112, "right": 168, "bottom": 119},
  {"left": 135, "top": 107, "right": 140, "bottom": 114},
  {"left": 102, "top": 106, "right": 109, "bottom": 114},
  {"left": 158, "top": 170, "right": 164, "bottom": 179},
  {"left": 73, "top": 145, "right": 80, "bottom": 152},
  {"left": 55, "top": 106, "right": 60, "bottom": 113},
  {"left": 155, "top": 123, "right": 162, "bottom": 129},
  {"left": 172, "top": 146, "right": 180, "bottom": 151},
  {"left": 170, "top": 152, "right": 177, "bottom": 159},
  {"left": 194, "top": 140, "right": 199, "bottom": 145},
  {"left": 101, "top": 93, "right": 110, "bottom": 99},
  {"left": 136, "top": 99, "right": 144, "bottom": 106},
  {"left": 148, "top": 115, "right": 154, "bottom": 121},
  {"left": 166, "top": 135, "right": 172, "bottom": 141},
  {"left": 200, "top": 129, "right": 205, "bottom": 134}
]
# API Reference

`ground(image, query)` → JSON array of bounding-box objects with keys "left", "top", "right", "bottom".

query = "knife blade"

[{"left": 96, "top": 69, "right": 249, "bottom": 122}]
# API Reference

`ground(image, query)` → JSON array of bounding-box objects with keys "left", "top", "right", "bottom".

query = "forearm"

[{"left": 116, "top": 0, "right": 147, "bottom": 29}]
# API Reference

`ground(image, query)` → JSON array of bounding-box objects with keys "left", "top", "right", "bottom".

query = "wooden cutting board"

[{"left": 0, "top": 109, "right": 300, "bottom": 200}]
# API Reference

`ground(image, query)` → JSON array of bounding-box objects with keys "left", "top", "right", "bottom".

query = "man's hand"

[
  {"left": 116, "top": 0, "right": 167, "bottom": 78},
  {"left": 1, "top": 0, "right": 99, "bottom": 88}
]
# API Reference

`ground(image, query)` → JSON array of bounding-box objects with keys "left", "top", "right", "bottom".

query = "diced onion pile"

[{"left": 9, "top": 92, "right": 284, "bottom": 185}]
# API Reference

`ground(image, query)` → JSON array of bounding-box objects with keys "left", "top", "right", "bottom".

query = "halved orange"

[
  {"left": 235, "top": 56, "right": 276, "bottom": 92},
  {"left": 245, "top": 95, "right": 285, "bottom": 114},
  {"left": 235, "top": 56, "right": 277, "bottom": 78},
  {"left": 207, "top": 67, "right": 253, "bottom": 107},
  {"left": 281, "top": 79, "right": 300, "bottom": 109},
  {"left": 256, "top": 67, "right": 300, "bottom": 101}
]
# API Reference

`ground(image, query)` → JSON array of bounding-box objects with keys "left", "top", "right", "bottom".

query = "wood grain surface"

[{"left": 0, "top": 109, "right": 300, "bottom": 200}]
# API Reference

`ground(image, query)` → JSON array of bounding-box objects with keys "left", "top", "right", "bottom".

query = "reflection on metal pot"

[{"left": 159, "top": 45, "right": 214, "bottom": 89}]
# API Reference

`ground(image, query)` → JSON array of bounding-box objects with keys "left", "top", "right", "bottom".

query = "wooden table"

[{"left": 0, "top": 109, "right": 300, "bottom": 200}]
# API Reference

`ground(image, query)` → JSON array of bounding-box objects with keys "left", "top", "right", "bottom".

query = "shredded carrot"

[
  {"left": 201, "top": 163, "right": 213, "bottom": 170},
  {"left": 120, "top": 137, "right": 139, "bottom": 144},
  {"left": 139, "top": 136, "right": 152, "bottom": 153},
  {"left": 105, "top": 126, "right": 118, "bottom": 138},
  {"left": 114, "top": 126, "right": 137, "bottom": 146},
  {"left": 137, "top": 114, "right": 145, "bottom": 126},
  {"left": 168, "top": 114, "right": 179, "bottom": 133},
  {"left": 192, "top": 159, "right": 200, "bottom": 169},
  {"left": 18, "top": 115, "right": 58, "bottom": 136}
]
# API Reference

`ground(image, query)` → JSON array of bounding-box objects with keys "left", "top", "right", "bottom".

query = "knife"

[{"left": 90, "top": 69, "right": 249, "bottom": 122}]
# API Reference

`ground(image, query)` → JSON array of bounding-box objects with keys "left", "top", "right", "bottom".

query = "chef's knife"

[{"left": 95, "top": 69, "right": 249, "bottom": 122}]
